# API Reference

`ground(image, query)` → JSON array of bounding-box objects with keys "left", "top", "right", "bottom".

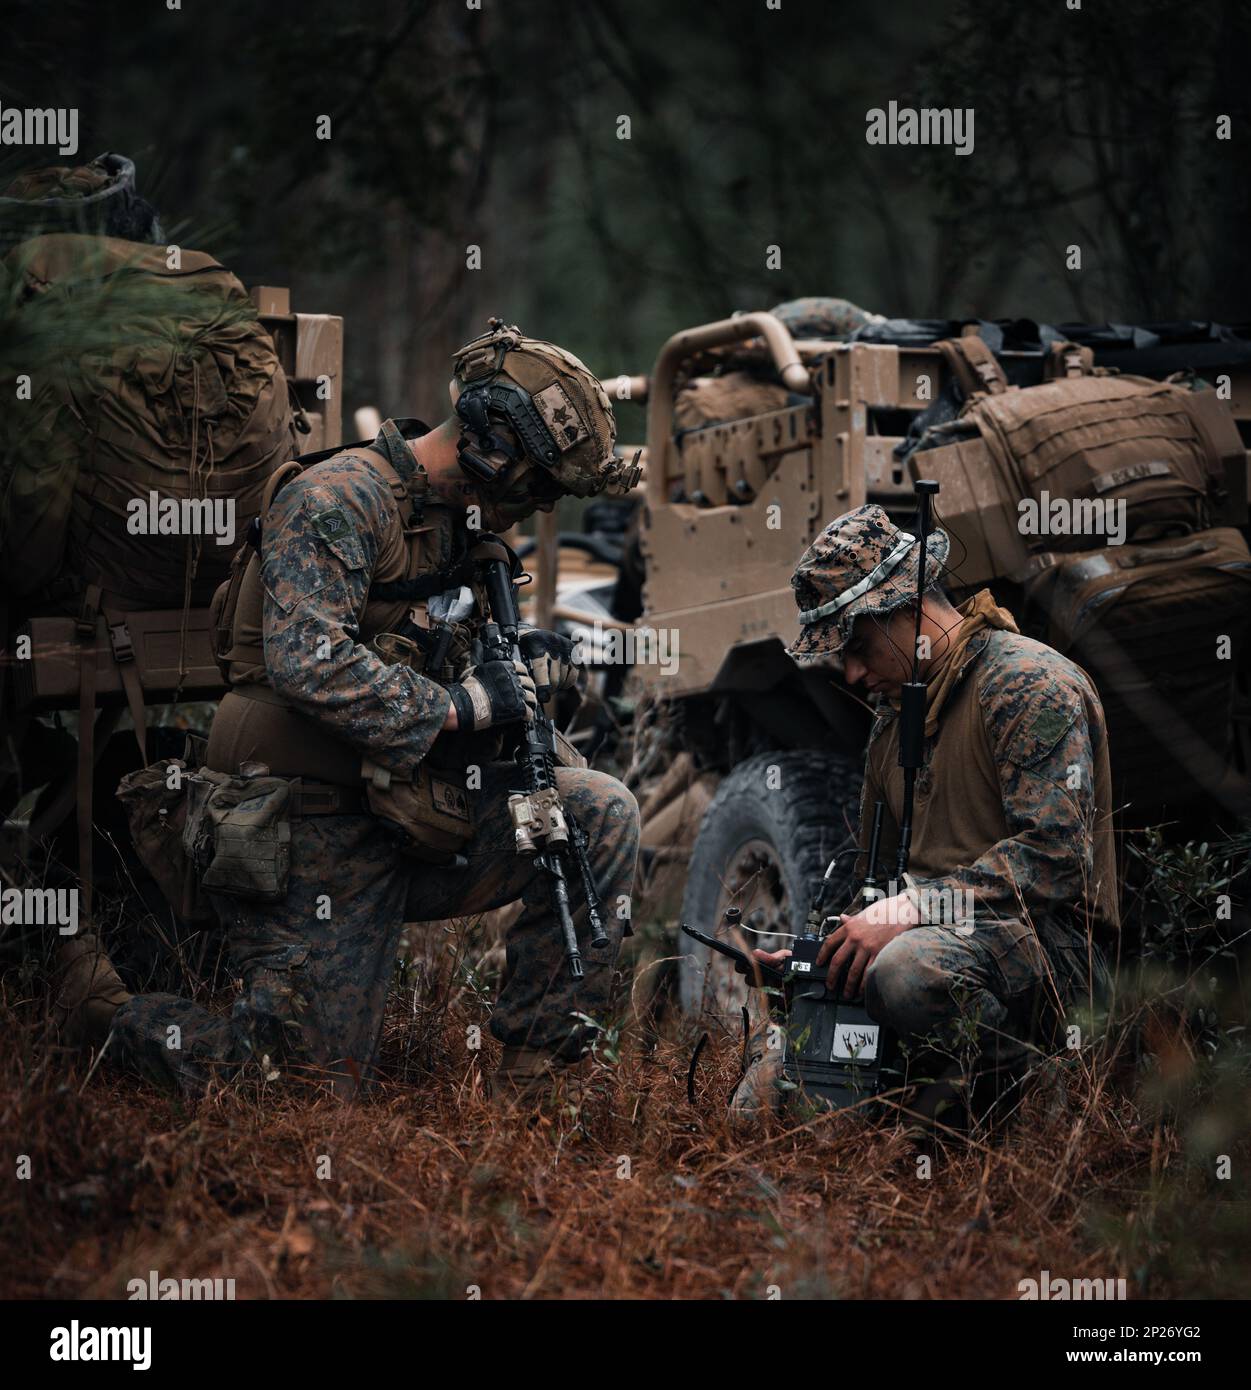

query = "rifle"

[
  {"left": 474, "top": 538, "right": 607, "bottom": 980},
  {"left": 682, "top": 479, "right": 940, "bottom": 1110}
]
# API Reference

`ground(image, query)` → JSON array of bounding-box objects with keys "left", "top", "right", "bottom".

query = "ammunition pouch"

[
  {"left": 182, "top": 767, "right": 294, "bottom": 903},
  {"left": 361, "top": 757, "right": 475, "bottom": 865}
]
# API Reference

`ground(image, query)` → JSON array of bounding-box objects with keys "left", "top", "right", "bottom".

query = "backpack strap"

[
  {"left": 214, "top": 423, "right": 437, "bottom": 672},
  {"left": 211, "top": 539, "right": 258, "bottom": 678},
  {"left": 936, "top": 332, "right": 1009, "bottom": 401},
  {"left": 1043, "top": 340, "right": 1095, "bottom": 381},
  {"left": 260, "top": 458, "right": 306, "bottom": 516},
  {"left": 209, "top": 459, "right": 304, "bottom": 678},
  {"left": 363, "top": 418, "right": 431, "bottom": 525}
]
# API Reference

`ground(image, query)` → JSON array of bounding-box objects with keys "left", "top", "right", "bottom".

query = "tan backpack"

[
  {"left": 919, "top": 334, "right": 1251, "bottom": 814},
  {"left": 936, "top": 333, "right": 1236, "bottom": 552},
  {"left": 0, "top": 233, "right": 297, "bottom": 609}
]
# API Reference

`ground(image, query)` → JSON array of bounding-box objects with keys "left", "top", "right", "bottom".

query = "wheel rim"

[{"left": 697, "top": 837, "right": 795, "bottom": 1019}]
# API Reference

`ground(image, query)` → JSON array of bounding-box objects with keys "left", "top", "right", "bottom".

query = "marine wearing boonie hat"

[{"left": 787, "top": 504, "right": 951, "bottom": 665}]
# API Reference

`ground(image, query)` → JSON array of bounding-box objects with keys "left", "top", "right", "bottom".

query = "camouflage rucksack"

[{"left": 0, "top": 233, "right": 297, "bottom": 609}]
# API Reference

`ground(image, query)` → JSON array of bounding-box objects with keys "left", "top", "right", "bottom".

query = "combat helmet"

[{"left": 450, "top": 319, "right": 639, "bottom": 499}]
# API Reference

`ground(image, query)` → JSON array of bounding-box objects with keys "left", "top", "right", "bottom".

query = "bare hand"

[
  {"left": 815, "top": 893, "right": 918, "bottom": 999},
  {"left": 731, "top": 946, "right": 791, "bottom": 983}
]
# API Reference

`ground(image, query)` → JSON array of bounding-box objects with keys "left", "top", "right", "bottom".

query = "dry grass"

[{"left": 4, "top": 917, "right": 1248, "bottom": 1302}]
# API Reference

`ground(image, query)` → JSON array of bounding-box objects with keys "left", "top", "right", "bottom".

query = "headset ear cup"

[{"left": 455, "top": 439, "right": 499, "bottom": 483}]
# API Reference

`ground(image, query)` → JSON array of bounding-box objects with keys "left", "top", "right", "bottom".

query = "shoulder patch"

[
  {"left": 302, "top": 494, "right": 367, "bottom": 573},
  {"left": 1003, "top": 680, "right": 1080, "bottom": 769},
  {"left": 1029, "top": 708, "right": 1071, "bottom": 748},
  {"left": 311, "top": 507, "right": 351, "bottom": 543}
]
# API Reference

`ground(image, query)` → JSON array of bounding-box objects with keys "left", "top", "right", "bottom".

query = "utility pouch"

[
  {"left": 115, "top": 734, "right": 214, "bottom": 925},
  {"left": 371, "top": 630, "right": 429, "bottom": 675},
  {"left": 361, "top": 757, "right": 475, "bottom": 865},
  {"left": 183, "top": 767, "right": 293, "bottom": 902},
  {"left": 371, "top": 622, "right": 475, "bottom": 685}
]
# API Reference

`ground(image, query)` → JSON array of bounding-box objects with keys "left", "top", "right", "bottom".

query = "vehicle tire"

[{"left": 678, "top": 749, "right": 863, "bottom": 1023}]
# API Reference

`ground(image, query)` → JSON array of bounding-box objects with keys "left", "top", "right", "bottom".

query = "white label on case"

[{"left": 831, "top": 1023, "right": 879, "bottom": 1062}]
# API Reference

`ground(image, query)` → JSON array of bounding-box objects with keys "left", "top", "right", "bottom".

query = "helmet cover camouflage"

[
  {"left": 451, "top": 320, "right": 632, "bottom": 498},
  {"left": 788, "top": 504, "right": 950, "bottom": 665}
]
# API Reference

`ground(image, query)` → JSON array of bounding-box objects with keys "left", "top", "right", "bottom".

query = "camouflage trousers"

[
  {"left": 108, "top": 764, "right": 639, "bottom": 1098},
  {"left": 864, "top": 913, "right": 1110, "bottom": 1086},
  {"left": 733, "top": 914, "right": 1108, "bottom": 1117}
]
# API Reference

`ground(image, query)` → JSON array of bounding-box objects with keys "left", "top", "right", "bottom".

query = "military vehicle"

[{"left": 597, "top": 308, "right": 1251, "bottom": 1018}]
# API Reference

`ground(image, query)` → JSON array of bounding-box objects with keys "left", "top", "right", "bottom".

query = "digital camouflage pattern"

[
  {"left": 258, "top": 442, "right": 453, "bottom": 775},
  {"left": 731, "top": 911, "right": 1107, "bottom": 1118},
  {"left": 769, "top": 296, "right": 884, "bottom": 339},
  {"left": 109, "top": 762, "right": 638, "bottom": 1096},
  {"left": 744, "top": 509, "right": 1119, "bottom": 1119},
  {"left": 853, "top": 609, "right": 1117, "bottom": 1114},
  {"left": 109, "top": 421, "right": 640, "bottom": 1097},
  {"left": 864, "top": 911, "right": 1109, "bottom": 1092},
  {"left": 860, "top": 621, "right": 1121, "bottom": 937},
  {"left": 787, "top": 503, "right": 951, "bottom": 664}
]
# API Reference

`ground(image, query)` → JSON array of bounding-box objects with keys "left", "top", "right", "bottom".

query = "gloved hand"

[
  {"left": 448, "top": 659, "right": 538, "bottom": 731},
  {"left": 517, "top": 625, "right": 579, "bottom": 701}
]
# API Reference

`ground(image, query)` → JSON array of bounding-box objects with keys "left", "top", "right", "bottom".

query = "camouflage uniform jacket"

[
  {"left": 855, "top": 625, "right": 1121, "bottom": 937},
  {"left": 209, "top": 420, "right": 489, "bottom": 782}
]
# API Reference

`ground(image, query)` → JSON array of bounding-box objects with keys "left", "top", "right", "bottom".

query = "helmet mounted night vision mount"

[{"left": 453, "top": 378, "right": 562, "bottom": 492}]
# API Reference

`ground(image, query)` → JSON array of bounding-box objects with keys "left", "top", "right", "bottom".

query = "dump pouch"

[{"left": 115, "top": 734, "right": 214, "bottom": 924}]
